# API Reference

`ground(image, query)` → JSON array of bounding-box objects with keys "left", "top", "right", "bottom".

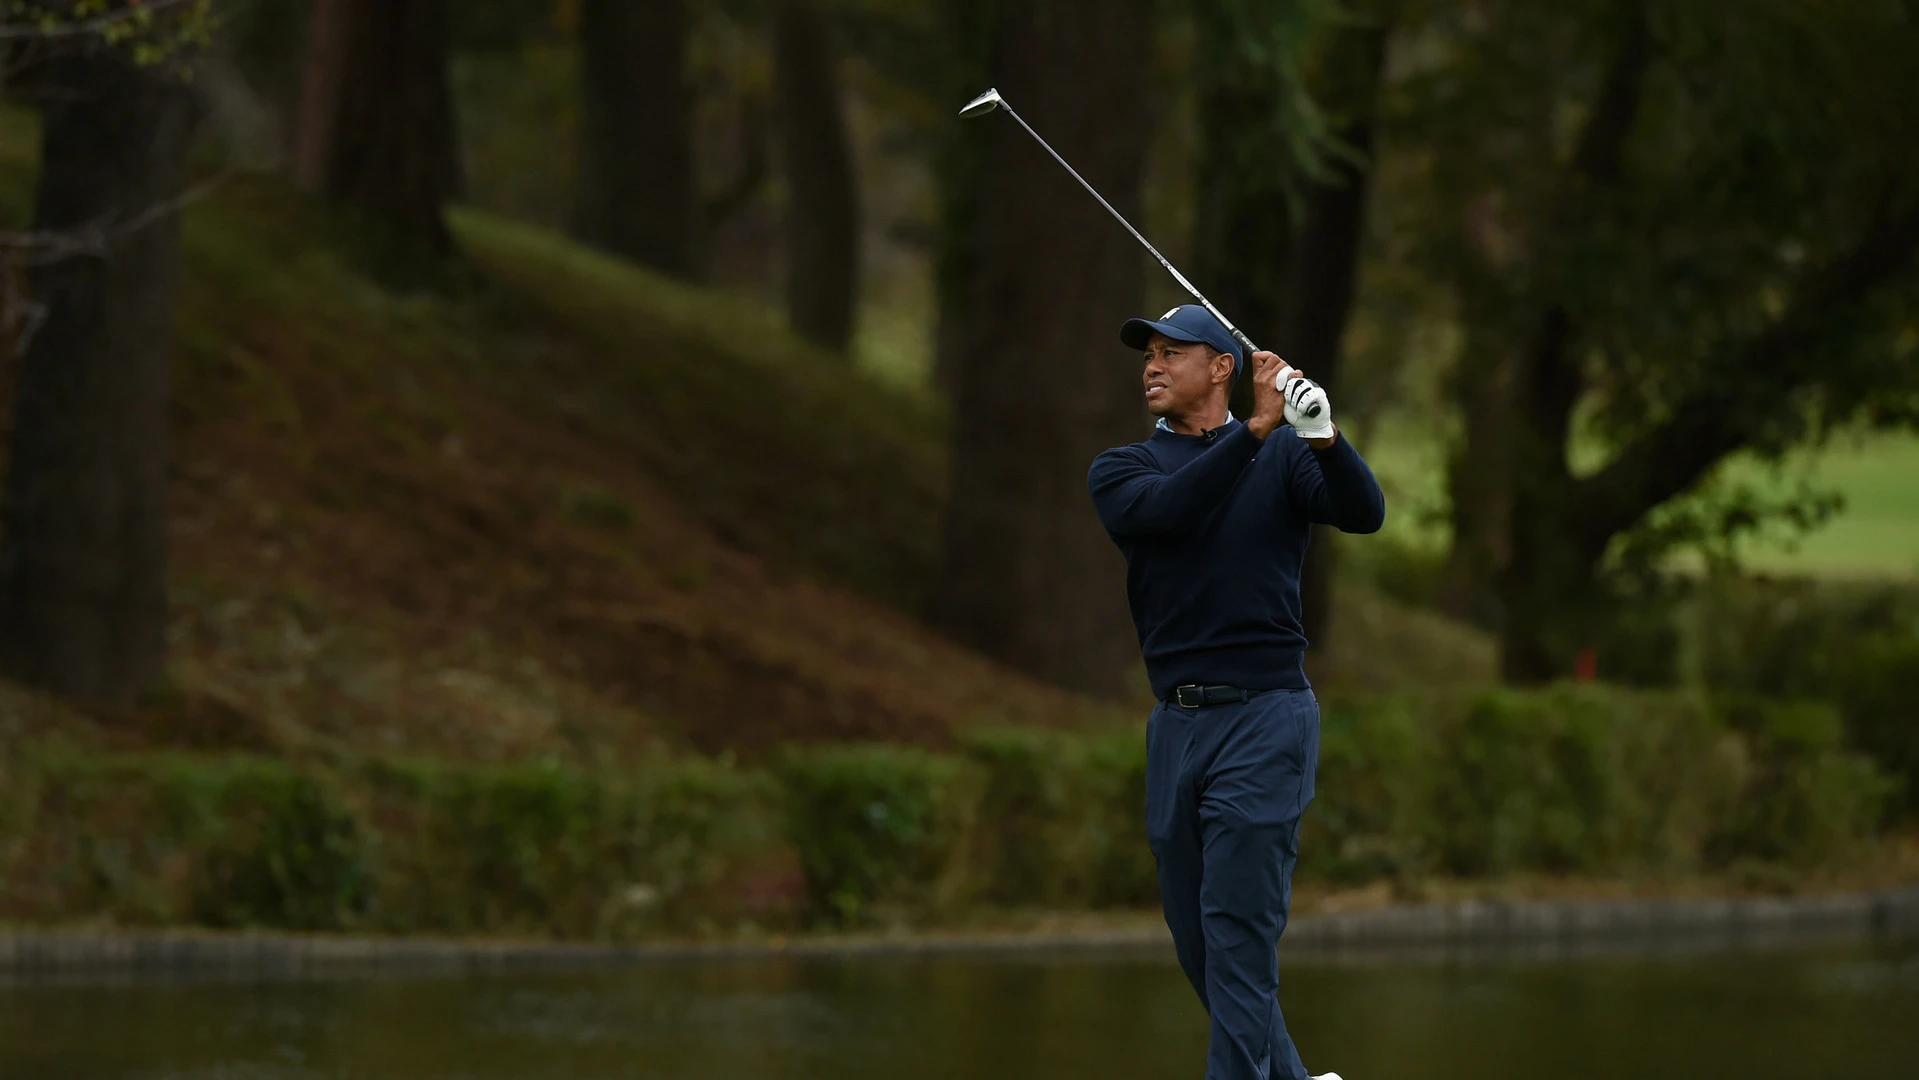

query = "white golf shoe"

[{"left": 1311, "top": 1073, "right": 1344, "bottom": 1080}]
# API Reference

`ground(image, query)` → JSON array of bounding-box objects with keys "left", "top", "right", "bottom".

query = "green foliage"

[
  {"left": 0, "top": 687, "right": 1894, "bottom": 936},
  {"left": 1306, "top": 695, "right": 1433, "bottom": 881},
  {"left": 1707, "top": 698, "right": 1895, "bottom": 866},
  {"left": 1427, "top": 687, "right": 1736, "bottom": 875},
  {"left": 1380, "top": 0, "right": 1919, "bottom": 656},
  {"left": 1308, "top": 684, "right": 1888, "bottom": 881},
  {"left": 1188, "top": 0, "right": 1343, "bottom": 184},
  {"left": 191, "top": 766, "right": 371, "bottom": 930},
  {"left": 1, "top": 749, "right": 779, "bottom": 937},
  {"left": 12, "top": 752, "right": 371, "bottom": 929},
  {"left": 959, "top": 728, "right": 1154, "bottom": 908},
  {"left": 363, "top": 756, "right": 779, "bottom": 937},
  {"left": 1686, "top": 577, "right": 1919, "bottom": 815},
  {"left": 4, "top": 1, "right": 215, "bottom": 66},
  {"left": 779, "top": 744, "right": 976, "bottom": 926}
]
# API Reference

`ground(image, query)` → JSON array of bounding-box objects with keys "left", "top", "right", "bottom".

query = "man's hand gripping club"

[{"left": 1246, "top": 351, "right": 1337, "bottom": 446}]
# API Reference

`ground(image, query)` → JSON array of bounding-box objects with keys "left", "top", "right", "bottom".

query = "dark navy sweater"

[{"left": 1087, "top": 420, "right": 1386, "bottom": 699}]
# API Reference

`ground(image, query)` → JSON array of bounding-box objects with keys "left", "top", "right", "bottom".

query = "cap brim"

[{"left": 1119, "top": 318, "right": 1200, "bottom": 352}]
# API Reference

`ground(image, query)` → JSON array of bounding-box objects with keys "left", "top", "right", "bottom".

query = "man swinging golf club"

[
  {"left": 1088, "top": 305, "right": 1384, "bottom": 1080},
  {"left": 958, "top": 84, "right": 1381, "bottom": 1079}
]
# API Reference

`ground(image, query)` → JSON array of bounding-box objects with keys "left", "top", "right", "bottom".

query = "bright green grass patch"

[
  {"left": 1356, "top": 417, "right": 1919, "bottom": 580},
  {"left": 1721, "top": 433, "right": 1919, "bottom": 578}
]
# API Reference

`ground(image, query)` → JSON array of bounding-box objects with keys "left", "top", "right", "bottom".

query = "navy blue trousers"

[{"left": 1146, "top": 689, "right": 1320, "bottom": 1080}]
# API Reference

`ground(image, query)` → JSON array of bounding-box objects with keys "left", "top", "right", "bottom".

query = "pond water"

[{"left": 3, "top": 936, "right": 1916, "bottom": 1080}]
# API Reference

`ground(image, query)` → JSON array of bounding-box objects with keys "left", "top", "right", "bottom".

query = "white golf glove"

[{"left": 1276, "top": 365, "right": 1335, "bottom": 440}]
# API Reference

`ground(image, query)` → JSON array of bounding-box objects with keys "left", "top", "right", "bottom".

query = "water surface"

[{"left": 3, "top": 937, "right": 1915, "bottom": 1079}]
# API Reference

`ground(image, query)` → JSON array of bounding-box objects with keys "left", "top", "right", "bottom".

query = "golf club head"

[{"left": 959, "top": 88, "right": 1003, "bottom": 118}]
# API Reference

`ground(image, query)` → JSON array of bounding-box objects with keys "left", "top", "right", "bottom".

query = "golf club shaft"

[{"left": 994, "top": 100, "right": 1258, "bottom": 360}]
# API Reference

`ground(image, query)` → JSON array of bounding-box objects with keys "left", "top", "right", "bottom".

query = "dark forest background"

[{"left": 0, "top": 0, "right": 1914, "bottom": 933}]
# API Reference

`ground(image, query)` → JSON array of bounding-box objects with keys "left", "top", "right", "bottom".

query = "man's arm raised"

[{"left": 1087, "top": 425, "right": 1263, "bottom": 538}]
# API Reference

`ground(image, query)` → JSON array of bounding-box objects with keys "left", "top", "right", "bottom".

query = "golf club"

[{"left": 960, "top": 87, "right": 1317, "bottom": 412}]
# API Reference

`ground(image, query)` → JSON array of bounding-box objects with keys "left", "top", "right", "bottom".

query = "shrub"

[
  {"left": 362, "top": 755, "right": 777, "bottom": 937},
  {"left": 1424, "top": 686, "right": 1738, "bottom": 875},
  {"left": 1304, "top": 696, "right": 1434, "bottom": 882},
  {"left": 958, "top": 728, "right": 1153, "bottom": 908},
  {"left": 1706, "top": 697, "right": 1894, "bottom": 865},
  {"left": 6, "top": 752, "right": 372, "bottom": 929},
  {"left": 0, "top": 683, "right": 1896, "bottom": 938},
  {"left": 780, "top": 745, "right": 978, "bottom": 926},
  {"left": 1688, "top": 576, "right": 1919, "bottom": 815},
  {"left": 190, "top": 765, "right": 371, "bottom": 930}
]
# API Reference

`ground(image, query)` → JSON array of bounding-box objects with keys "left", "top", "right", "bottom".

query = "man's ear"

[{"left": 1213, "top": 351, "right": 1235, "bottom": 385}]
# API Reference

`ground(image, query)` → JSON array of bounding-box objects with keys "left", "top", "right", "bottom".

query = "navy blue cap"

[{"left": 1120, "top": 305, "right": 1246, "bottom": 375}]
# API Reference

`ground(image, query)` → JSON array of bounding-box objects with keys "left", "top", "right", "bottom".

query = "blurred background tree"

[
  {"left": 292, "top": 0, "right": 457, "bottom": 252},
  {"left": 573, "top": 0, "right": 701, "bottom": 278},
  {"left": 1379, "top": 0, "right": 1919, "bottom": 680},
  {"left": 0, "top": 1, "right": 209, "bottom": 703}
]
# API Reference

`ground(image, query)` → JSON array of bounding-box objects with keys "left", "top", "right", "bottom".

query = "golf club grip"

[{"left": 1271, "top": 360, "right": 1325, "bottom": 419}]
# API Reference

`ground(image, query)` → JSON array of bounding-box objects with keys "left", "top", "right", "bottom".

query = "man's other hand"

[{"left": 1246, "top": 351, "right": 1297, "bottom": 440}]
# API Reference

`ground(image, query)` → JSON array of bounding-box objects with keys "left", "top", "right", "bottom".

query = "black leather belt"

[{"left": 1170, "top": 684, "right": 1268, "bottom": 708}]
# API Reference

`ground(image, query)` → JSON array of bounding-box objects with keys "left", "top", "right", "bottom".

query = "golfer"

[{"left": 1088, "top": 305, "right": 1384, "bottom": 1080}]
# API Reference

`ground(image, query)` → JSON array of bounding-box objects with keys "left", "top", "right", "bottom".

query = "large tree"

[
  {"left": 774, "top": 0, "right": 862, "bottom": 353},
  {"left": 0, "top": 49, "right": 200, "bottom": 703},
  {"left": 1191, "top": 0, "right": 1394, "bottom": 649},
  {"left": 929, "top": 0, "right": 1154, "bottom": 695},
  {"left": 571, "top": 0, "right": 701, "bottom": 277},
  {"left": 293, "top": 0, "right": 457, "bottom": 251},
  {"left": 1398, "top": 0, "right": 1919, "bottom": 680}
]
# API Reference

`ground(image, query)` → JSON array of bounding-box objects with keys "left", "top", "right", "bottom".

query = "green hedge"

[
  {"left": 1683, "top": 577, "right": 1919, "bottom": 814},
  {"left": 780, "top": 744, "right": 977, "bottom": 925},
  {"left": 0, "top": 686, "right": 1892, "bottom": 937}
]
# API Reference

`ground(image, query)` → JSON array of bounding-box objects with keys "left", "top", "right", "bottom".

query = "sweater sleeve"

[
  {"left": 1285, "top": 432, "right": 1386, "bottom": 534},
  {"left": 1087, "top": 424, "right": 1264, "bottom": 538}
]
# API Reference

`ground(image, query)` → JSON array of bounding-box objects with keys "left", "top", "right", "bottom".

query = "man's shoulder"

[{"left": 1091, "top": 436, "right": 1161, "bottom": 467}]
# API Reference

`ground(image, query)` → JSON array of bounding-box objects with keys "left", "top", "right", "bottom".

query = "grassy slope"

[{"left": 0, "top": 93, "right": 1128, "bottom": 761}]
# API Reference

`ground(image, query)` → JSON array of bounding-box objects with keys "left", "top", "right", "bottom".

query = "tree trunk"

[
  {"left": 1277, "top": 19, "right": 1390, "bottom": 650},
  {"left": 572, "top": 0, "right": 700, "bottom": 278},
  {"left": 1194, "top": 13, "right": 1390, "bottom": 651},
  {"left": 1480, "top": 4, "right": 1650, "bottom": 679},
  {"left": 0, "top": 54, "right": 199, "bottom": 704},
  {"left": 929, "top": 0, "right": 1153, "bottom": 696},
  {"left": 1191, "top": 81, "right": 1294, "bottom": 381},
  {"left": 1438, "top": 306, "right": 1517, "bottom": 627},
  {"left": 291, "top": 0, "right": 348, "bottom": 192},
  {"left": 774, "top": 0, "right": 861, "bottom": 353},
  {"left": 296, "top": 0, "right": 455, "bottom": 251},
  {"left": 930, "top": 0, "right": 999, "bottom": 402}
]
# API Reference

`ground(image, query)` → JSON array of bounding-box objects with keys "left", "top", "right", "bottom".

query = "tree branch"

[
  {"left": 0, "top": 0, "right": 200, "bottom": 41},
  {"left": 1575, "top": 204, "right": 1919, "bottom": 549},
  {"left": 0, "top": 167, "right": 227, "bottom": 356}
]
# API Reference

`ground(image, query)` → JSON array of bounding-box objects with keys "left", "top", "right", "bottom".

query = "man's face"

[{"left": 1141, "top": 332, "right": 1230, "bottom": 418}]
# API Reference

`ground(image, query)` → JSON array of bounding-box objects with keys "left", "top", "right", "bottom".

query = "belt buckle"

[{"left": 1175, "top": 685, "right": 1203, "bottom": 708}]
